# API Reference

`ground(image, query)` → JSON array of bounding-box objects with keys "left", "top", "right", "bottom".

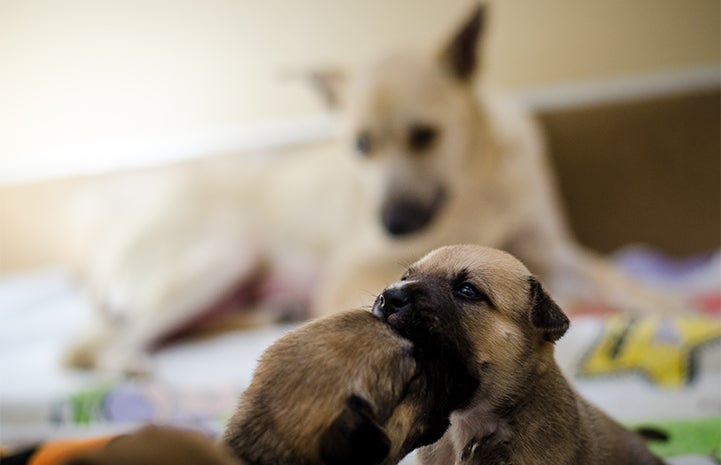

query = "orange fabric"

[{"left": 29, "top": 436, "right": 115, "bottom": 465}]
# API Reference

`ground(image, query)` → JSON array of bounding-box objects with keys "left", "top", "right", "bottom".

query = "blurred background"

[
  {"left": 1, "top": 0, "right": 719, "bottom": 272},
  {"left": 1, "top": 0, "right": 720, "bottom": 456}
]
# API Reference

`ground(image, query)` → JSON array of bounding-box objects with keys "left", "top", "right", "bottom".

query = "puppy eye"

[
  {"left": 356, "top": 131, "right": 372, "bottom": 155},
  {"left": 453, "top": 282, "right": 486, "bottom": 301},
  {"left": 408, "top": 125, "right": 438, "bottom": 152},
  {"left": 400, "top": 266, "right": 416, "bottom": 281}
]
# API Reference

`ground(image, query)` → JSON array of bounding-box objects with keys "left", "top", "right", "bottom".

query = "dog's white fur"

[{"left": 66, "top": 5, "right": 678, "bottom": 374}]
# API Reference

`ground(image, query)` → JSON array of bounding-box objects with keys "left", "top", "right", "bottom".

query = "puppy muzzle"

[{"left": 373, "top": 286, "right": 412, "bottom": 328}]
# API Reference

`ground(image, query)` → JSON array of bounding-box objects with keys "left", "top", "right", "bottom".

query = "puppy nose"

[{"left": 378, "top": 287, "right": 411, "bottom": 316}]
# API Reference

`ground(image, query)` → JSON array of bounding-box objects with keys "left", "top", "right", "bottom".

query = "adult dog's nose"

[{"left": 374, "top": 287, "right": 411, "bottom": 320}]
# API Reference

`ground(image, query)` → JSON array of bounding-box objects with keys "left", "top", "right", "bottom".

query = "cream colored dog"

[{"left": 66, "top": 5, "right": 676, "bottom": 374}]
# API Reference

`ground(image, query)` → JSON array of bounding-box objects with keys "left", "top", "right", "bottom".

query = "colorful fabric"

[
  {"left": 0, "top": 247, "right": 719, "bottom": 464},
  {"left": 1, "top": 436, "right": 114, "bottom": 465}
]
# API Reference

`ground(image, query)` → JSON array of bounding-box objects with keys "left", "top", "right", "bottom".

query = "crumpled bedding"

[{"left": 1, "top": 246, "right": 719, "bottom": 463}]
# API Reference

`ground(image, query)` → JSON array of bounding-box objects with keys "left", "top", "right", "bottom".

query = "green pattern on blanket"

[
  {"left": 634, "top": 417, "right": 721, "bottom": 460},
  {"left": 69, "top": 386, "right": 112, "bottom": 424},
  {"left": 61, "top": 381, "right": 241, "bottom": 428}
]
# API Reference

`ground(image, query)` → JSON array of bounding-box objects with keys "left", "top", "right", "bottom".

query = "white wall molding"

[
  {"left": 0, "top": 115, "right": 340, "bottom": 186},
  {"left": 519, "top": 65, "right": 720, "bottom": 112},
  {"left": 1, "top": 66, "right": 718, "bottom": 186}
]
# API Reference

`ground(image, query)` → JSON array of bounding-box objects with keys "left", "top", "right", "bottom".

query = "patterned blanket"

[{"left": 1, "top": 247, "right": 719, "bottom": 463}]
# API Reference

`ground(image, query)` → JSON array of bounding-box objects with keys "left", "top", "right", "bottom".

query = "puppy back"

[{"left": 223, "top": 310, "right": 417, "bottom": 464}]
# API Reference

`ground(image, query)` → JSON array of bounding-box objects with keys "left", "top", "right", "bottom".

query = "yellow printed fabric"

[{"left": 581, "top": 316, "right": 721, "bottom": 388}]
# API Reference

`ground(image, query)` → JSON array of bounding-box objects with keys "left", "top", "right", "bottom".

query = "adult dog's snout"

[
  {"left": 373, "top": 287, "right": 412, "bottom": 326},
  {"left": 381, "top": 200, "right": 436, "bottom": 237},
  {"left": 380, "top": 187, "right": 447, "bottom": 237}
]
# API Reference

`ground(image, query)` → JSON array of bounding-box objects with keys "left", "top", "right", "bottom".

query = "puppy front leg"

[{"left": 416, "top": 436, "right": 458, "bottom": 465}]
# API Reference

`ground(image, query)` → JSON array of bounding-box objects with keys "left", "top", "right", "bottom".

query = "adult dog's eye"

[
  {"left": 356, "top": 131, "right": 372, "bottom": 155},
  {"left": 408, "top": 124, "right": 438, "bottom": 152},
  {"left": 453, "top": 282, "right": 486, "bottom": 301}
]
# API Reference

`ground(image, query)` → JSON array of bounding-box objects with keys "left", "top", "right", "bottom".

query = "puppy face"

[
  {"left": 373, "top": 245, "right": 569, "bottom": 408},
  {"left": 223, "top": 310, "right": 459, "bottom": 465},
  {"left": 338, "top": 6, "right": 487, "bottom": 238}
]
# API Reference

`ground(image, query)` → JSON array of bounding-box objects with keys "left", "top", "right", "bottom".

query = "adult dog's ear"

[
  {"left": 320, "top": 395, "right": 390, "bottom": 465},
  {"left": 437, "top": 3, "right": 486, "bottom": 81},
  {"left": 528, "top": 277, "right": 569, "bottom": 342},
  {"left": 307, "top": 69, "right": 347, "bottom": 109}
]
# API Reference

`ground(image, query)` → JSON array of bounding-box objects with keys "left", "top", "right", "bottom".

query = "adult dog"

[
  {"left": 66, "top": 4, "right": 674, "bottom": 373},
  {"left": 373, "top": 244, "right": 666, "bottom": 464}
]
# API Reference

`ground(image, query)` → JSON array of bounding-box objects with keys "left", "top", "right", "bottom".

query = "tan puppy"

[
  {"left": 223, "top": 309, "right": 476, "bottom": 465},
  {"left": 373, "top": 245, "right": 666, "bottom": 465},
  {"left": 67, "top": 4, "right": 676, "bottom": 374},
  {"left": 64, "top": 425, "right": 240, "bottom": 465}
]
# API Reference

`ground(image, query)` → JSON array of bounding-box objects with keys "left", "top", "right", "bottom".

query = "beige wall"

[
  {"left": 0, "top": 0, "right": 719, "bottom": 270},
  {"left": 1, "top": 0, "right": 719, "bottom": 172}
]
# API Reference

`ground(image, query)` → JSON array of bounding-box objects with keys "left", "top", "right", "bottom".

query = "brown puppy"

[
  {"left": 64, "top": 425, "right": 240, "bottom": 465},
  {"left": 223, "top": 309, "right": 476, "bottom": 465},
  {"left": 373, "top": 245, "right": 666, "bottom": 465}
]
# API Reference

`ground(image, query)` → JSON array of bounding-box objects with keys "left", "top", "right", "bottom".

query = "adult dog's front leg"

[
  {"left": 546, "top": 243, "right": 688, "bottom": 315},
  {"left": 65, "top": 207, "right": 267, "bottom": 375}
]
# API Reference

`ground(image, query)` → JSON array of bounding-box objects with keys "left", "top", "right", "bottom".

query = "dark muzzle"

[{"left": 380, "top": 188, "right": 446, "bottom": 237}]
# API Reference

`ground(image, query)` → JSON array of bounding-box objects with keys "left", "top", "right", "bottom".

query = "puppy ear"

[
  {"left": 320, "top": 395, "right": 390, "bottom": 465},
  {"left": 307, "top": 69, "right": 347, "bottom": 109},
  {"left": 528, "top": 277, "right": 569, "bottom": 342},
  {"left": 437, "top": 3, "right": 486, "bottom": 81}
]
